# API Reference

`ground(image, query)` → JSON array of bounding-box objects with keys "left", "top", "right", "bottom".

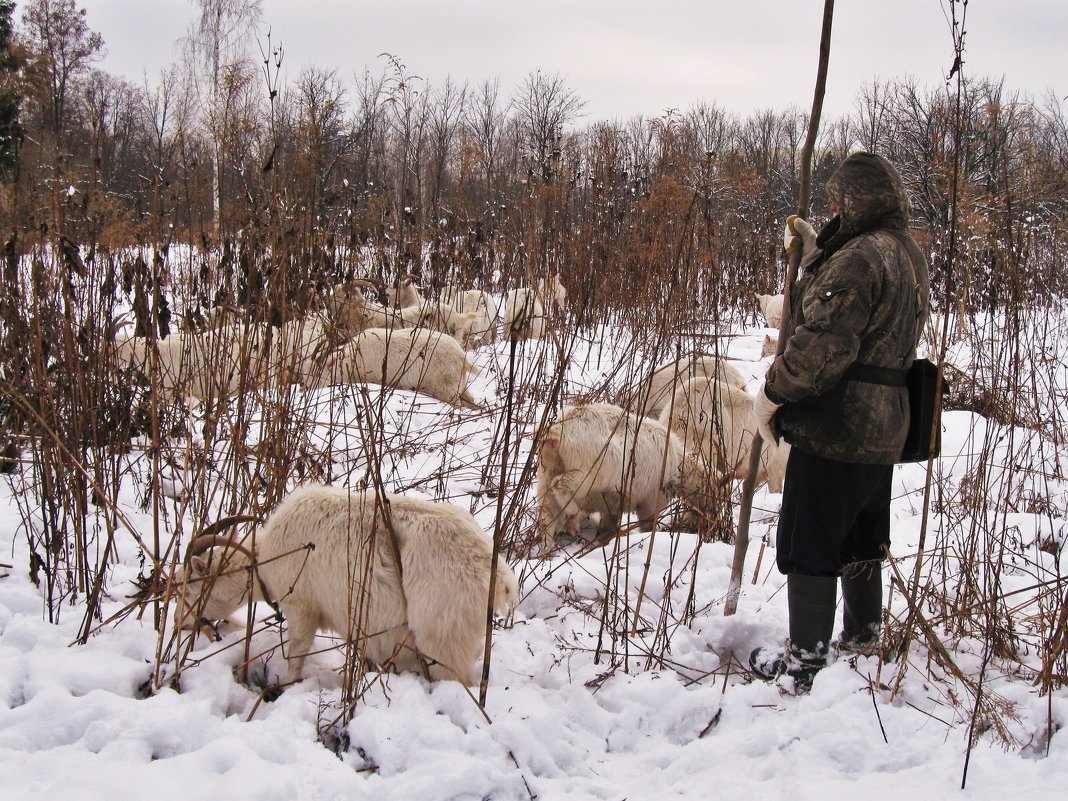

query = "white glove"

[
  {"left": 783, "top": 215, "right": 821, "bottom": 268},
  {"left": 751, "top": 381, "right": 783, "bottom": 445}
]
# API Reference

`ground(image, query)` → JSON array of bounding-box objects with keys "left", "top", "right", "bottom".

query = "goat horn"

[
  {"left": 349, "top": 278, "right": 381, "bottom": 292},
  {"left": 185, "top": 514, "right": 262, "bottom": 563},
  {"left": 109, "top": 313, "right": 134, "bottom": 338},
  {"left": 185, "top": 535, "right": 256, "bottom": 564}
]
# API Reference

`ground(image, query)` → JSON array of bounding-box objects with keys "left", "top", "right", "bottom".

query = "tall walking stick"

[{"left": 724, "top": 0, "right": 835, "bottom": 616}]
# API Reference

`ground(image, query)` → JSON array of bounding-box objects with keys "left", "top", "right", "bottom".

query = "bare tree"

[
  {"left": 184, "top": 0, "right": 262, "bottom": 234},
  {"left": 512, "top": 70, "right": 585, "bottom": 182},
  {"left": 140, "top": 65, "right": 185, "bottom": 189},
  {"left": 425, "top": 76, "right": 466, "bottom": 211},
  {"left": 20, "top": 0, "right": 103, "bottom": 146},
  {"left": 351, "top": 66, "right": 388, "bottom": 192},
  {"left": 853, "top": 78, "right": 893, "bottom": 152},
  {"left": 0, "top": 0, "right": 23, "bottom": 179},
  {"left": 381, "top": 54, "right": 429, "bottom": 272},
  {"left": 291, "top": 65, "right": 351, "bottom": 215},
  {"left": 465, "top": 77, "right": 507, "bottom": 197}
]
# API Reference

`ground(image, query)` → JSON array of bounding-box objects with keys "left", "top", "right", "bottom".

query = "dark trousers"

[{"left": 775, "top": 447, "right": 893, "bottom": 577}]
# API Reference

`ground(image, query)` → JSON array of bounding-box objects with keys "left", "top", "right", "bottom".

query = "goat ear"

[{"left": 190, "top": 555, "right": 209, "bottom": 575}]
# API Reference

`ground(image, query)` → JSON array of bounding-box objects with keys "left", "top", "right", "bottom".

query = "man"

[{"left": 749, "top": 152, "right": 931, "bottom": 690}]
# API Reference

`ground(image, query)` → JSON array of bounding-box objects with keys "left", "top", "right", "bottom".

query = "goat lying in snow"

[
  {"left": 373, "top": 275, "right": 485, "bottom": 347},
  {"left": 535, "top": 402, "right": 719, "bottom": 550},
  {"left": 116, "top": 315, "right": 350, "bottom": 399},
  {"left": 114, "top": 322, "right": 274, "bottom": 402},
  {"left": 658, "top": 377, "right": 789, "bottom": 493},
  {"left": 324, "top": 279, "right": 424, "bottom": 337},
  {"left": 308, "top": 326, "right": 480, "bottom": 407},
  {"left": 173, "top": 484, "right": 520, "bottom": 685},
  {"left": 756, "top": 293, "right": 784, "bottom": 329},
  {"left": 635, "top": 353, "right": 748, "bottom": 419},
  {"left": 415, "top": 299, "right": 483, "bottom": 347}
]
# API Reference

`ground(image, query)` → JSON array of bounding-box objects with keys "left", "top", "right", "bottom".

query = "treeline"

[{"left": 1, "top": 0, "right": 1067, "bottom": 315}]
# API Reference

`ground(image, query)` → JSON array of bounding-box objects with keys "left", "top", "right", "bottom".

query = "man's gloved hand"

[
  {"left": 752, "top": 381, "right": 783, "bottom": 445},
  {"left": 783, "top": 215, "right": 821, "bottom": 268}
]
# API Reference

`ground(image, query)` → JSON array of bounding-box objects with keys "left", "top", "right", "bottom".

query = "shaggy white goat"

[
  {"left": 261, "top": 313, "right": 347, "bottom": 387},
  {"left": 658, "top": 377, "right": 789, "bottom": 493},
  {"left": 173, "top": 485, "right": 519, "bottom": 685},
  {"left": 536, "top": 402, "right": 716, "bottom": 550},
  {"left": 636, "top": 353, "right": 747, "bottom": 419},
  {"left": 387, "top": 274, "right": 425, "bottom": 310},
  {"left": 538, "top": 273, "right": 567, "bottom": 311},
  {"left": 440, "top": 289, "right": 500, "bottom": 346},
  {"left": 414, "top": 299, "right": 482, "bottom": 347},
  {"left": 309, "top": 326, "right": 480, "bottom": 407},
  {"left": 325, "top": 280, "right": 424, "bottom": 337},
  {"left": 502, "top": 288, "right": 546, "bottom": 341},
  {"left": 756, "top": 293, "right": 784, "bottom": 329},
  {"left": 115, "top": 322, "right": 273, "bottom": 402}
]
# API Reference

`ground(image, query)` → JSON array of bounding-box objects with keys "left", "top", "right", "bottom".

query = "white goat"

[
  {"left": 173, "top": 485, "right": 519, "bottom": 685},
  {"left": 658, "top": 377, "right": 789, "bottom": 493},
  {"left": 536, "top": 402, "right": 717, "bottom": 550},
  {"left": 502, "top": 288, "right": 546, "bottom": 341},
  {"left": 115, "top": 322, "right": 272, "bottom": 402},
  {"left": 414, "top": 299, "right": 482, "bottom": 347},
  {"left": 261, "top": 313, "right": 347, "bottom": 387},
  {"left": 538, "top": 273, "right": 567, "bottom": 311},
  {"left": 757, "top": 293, "right": 784, "bottom": 329},
  {"left": 502, "top": 273, "right": 566, "bottom": 342},
  {"left": 440, "top": 289, "right": 500, "bottom": 346},
  {"left": 325, "top": 280, "right": 424, "bottom": 337},
  {"left": 637, "top": 353, "right": 747, "bottom": 419},
  {"left": 310, "top": 326, "right": 480, "bottom": 407},
  {"left": 387, "top": 274, "right": 425, "bottom": 310}
]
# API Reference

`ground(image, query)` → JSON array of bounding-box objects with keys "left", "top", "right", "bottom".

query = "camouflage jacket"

[{"left": 765, "top": 152, "right": 931, "bottom": 464}]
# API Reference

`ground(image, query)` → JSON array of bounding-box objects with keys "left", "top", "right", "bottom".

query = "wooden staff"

[{"left": 724, "top": 0, "right": 836, "bottom": 616}]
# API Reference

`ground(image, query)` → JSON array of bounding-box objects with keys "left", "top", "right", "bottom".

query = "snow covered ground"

[{"left": 1, "top": 314, "right": 1066, "bottom": 801}]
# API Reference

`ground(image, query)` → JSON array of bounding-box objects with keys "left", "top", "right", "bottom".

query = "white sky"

[{"left": 82, "top": 0, "right": 1068, "bottom": 122}]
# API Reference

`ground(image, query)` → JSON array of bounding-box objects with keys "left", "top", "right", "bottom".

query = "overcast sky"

[{"left": 81, "top": 0, "right": 1067, "bottom": 122}]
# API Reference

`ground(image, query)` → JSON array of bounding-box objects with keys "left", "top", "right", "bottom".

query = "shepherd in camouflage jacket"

[
  {"left": 764, "top": 151, "right": 931, "bottom": 462},
  {"left": 748, "top": 152, "right": 931, "bottom": 691}
]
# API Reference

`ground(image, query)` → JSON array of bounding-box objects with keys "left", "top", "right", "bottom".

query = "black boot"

[
  {"left": 838, "top": 559, "right": 883, "bottom": 656},
  {"left": 750, "top": 573, "right": 837, "bottom": 692}
]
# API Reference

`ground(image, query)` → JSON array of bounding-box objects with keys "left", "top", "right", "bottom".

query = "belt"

[{"left": 843, "top": 362, "right": 908, "bottom": 387}]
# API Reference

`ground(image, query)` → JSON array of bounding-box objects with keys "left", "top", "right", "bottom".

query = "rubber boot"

[
  {"left": 750, "top": 573, "right": 837, "bottom": 692},
  {"left": 838, "top": 559, "right": 883, "bottom": 657}
]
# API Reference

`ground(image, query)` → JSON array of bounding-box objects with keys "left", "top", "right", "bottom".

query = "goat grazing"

[
  {"left": 173, "top": 485, "right": 519, "bottom": 685},
  {"left": 658, "top": 377, "right": 789, "bottom": 492},
  {"left": 115, "top": 322, "right": 272, "bottom": 402},
  {"left": 636, "top": 353, "right": 747, "bottom": 419},
  {"left": 536, "top": 402, "right": 717, "bottom": 550}
]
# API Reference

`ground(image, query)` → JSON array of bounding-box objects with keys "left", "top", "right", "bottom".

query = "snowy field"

[{"left": 1, "top": 310, "right": 1066, "bottom": 801}]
